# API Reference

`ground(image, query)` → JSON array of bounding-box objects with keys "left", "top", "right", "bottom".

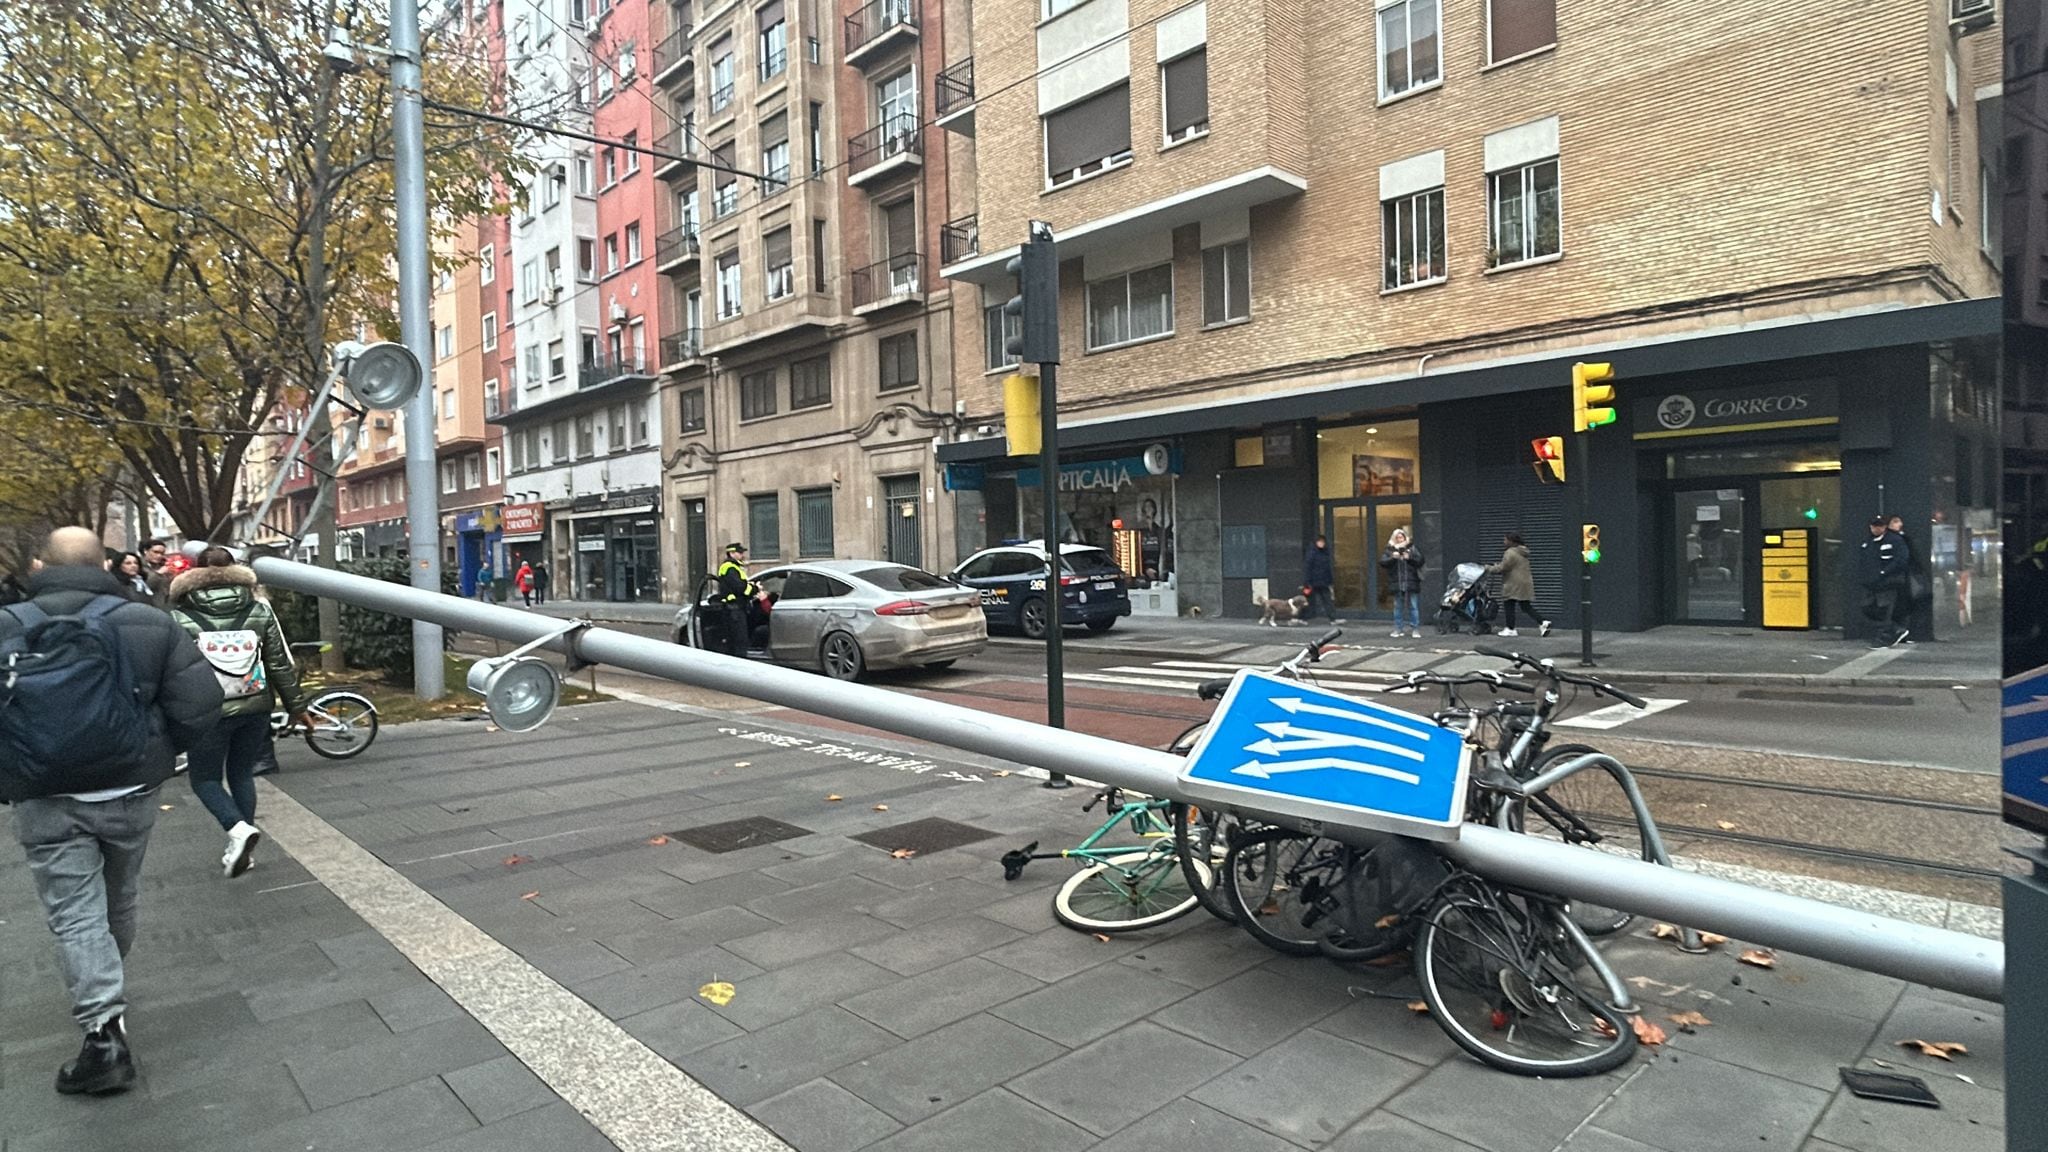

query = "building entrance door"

[
  {"left": 1671, "top": 487, "right": 1747, "bottom": 623},
  {"left": 684, "top": 499, "right": 709, "bottom": 593},
  {"left": 1324, "top": 501, "right": 1416, "bottom": 616},
  {"left": 883, "top": 475, "right": 922, "bottom": 568}
]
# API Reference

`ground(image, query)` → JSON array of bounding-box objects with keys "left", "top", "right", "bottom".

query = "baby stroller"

[{"left": 1436, "top": 562, "right": 1496, "bottom": 635}]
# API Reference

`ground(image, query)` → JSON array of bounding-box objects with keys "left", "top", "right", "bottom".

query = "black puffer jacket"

[
  {"left": 0, "top": 566, "right": 224, "bottom": 792},
  {"left": 171, "top": 564, "right": 311, "bottom": 719}
]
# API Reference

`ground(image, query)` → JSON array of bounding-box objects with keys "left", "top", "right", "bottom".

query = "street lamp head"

[
  {"left": 335, "top": 340, "right": 423, "bottom": 410},
  {"left": 465, "top": 655, "right": 562, "bottom": 732},
  {"left": 323, "top": 29, "right": 365, "bottom": 74}
]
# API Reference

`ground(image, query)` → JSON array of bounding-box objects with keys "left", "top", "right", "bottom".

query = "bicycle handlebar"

[{"left": 1471, "top": 646, "right": 1648, "bottom": 709}]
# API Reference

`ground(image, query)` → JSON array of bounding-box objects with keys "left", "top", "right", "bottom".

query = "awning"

[{"left": 558, "top": 503, "right": 657, "bottom": 520}]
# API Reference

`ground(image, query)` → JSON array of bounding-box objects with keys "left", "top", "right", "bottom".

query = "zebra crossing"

[{"left": 1065, "top": 659, "right": 1403, "bottom": 699}]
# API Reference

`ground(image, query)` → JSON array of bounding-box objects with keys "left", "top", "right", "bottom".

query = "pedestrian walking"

[
  {"left": 476, "top": 558, "right": 496, "bottom": 604},
  {"left": 1858, "top": 515, "right": 1910, "bottom": 646},
  {"left": 1486, "top": 533, "right": 1551, "bottom": 638},
  {"left": 1379, "top": 528, "right": 1426, "bottom": 638},
  {"left": 113, "top": 553, "right": 152, "bottom": 602},
  {"left": 170, "top": 547, "right": 312, "bottom": 878},
  {"left": 513, "top": 557, "right": 534, "bottom": 606},
  {"left": 1302, "top": 535, "right": 1341, "bottom": 625},
  {"left": 532, "top": 560, "right": 551, "bottom": 605},
  {"left": 138, "top": 539, "right": 171, "bottom": 609},
  {"left": 1889, "top": 513, "right": 1930, "bottom": 637},
  {"left": 1, "top": 527, "right": 223, "bottom": 1096},
  {"left": 715, "top": 543, "right": 756, "bottom": 656}
]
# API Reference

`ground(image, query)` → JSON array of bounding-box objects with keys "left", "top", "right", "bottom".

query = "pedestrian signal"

[
  {"left": 1581, "top": 523, "right": 1602, "bottom": 565},
  {"left": 1530, "top": 436, "right": 1565, "bottom": 484}
]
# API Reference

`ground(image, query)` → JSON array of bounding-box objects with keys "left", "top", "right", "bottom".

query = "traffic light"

[
  {"left": 1003, "top": 222, "right": 1060, "bottom": 365},
  {"left": 1003, "top": 373, "right": 1041, "bottom": 456},
  {"left": 1803, "top": 504, "right": 1820, "bottom": 521},
  {"left": 1530, "top": 436, "right": 1565, "bottom": 484},
  {"left": 1572, "top": 361, "right": 1617, "bottom": 433},
  {"left": 1581, "top": 523, "right": 1602, "bottom": 565}
]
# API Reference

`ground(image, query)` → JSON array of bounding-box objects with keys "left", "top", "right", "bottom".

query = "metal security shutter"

[
  {"left": 1044, "top": 85, "right": 1131, "bottom": 176},
  {"left": 1163, "top": 50, "right": 1208, "bottom": 134},
  {"left": 1475, "top": 467, "right": 1565, "bottom": 616}
]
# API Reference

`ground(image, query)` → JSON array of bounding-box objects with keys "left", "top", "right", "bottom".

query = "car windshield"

[
  {"left": 1059, "top": 548, "right": 1120, "bottom": 576},
  {"left": 853, "top": 565, "right": 955, "bottom": 591}
]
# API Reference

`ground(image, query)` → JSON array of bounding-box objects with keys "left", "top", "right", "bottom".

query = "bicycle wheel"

[
  {"left": 301, "top": 692, "right": 380, "bottom": 761},
  {"left": 1316, "top": 835, "right": 1445, "bottom": 963},
  {"left": 1171, "top": 802, "right": 1239, "bottom": 923},
  {"left": 1415, "top": 888, "right": 1637, "bottom": 1077},
  {"left": 1512, "top": 743, "right": 1651, "bottom": 937},
  {"left": 1053, "top": 850, "right": 1208, "bottom": 933},
  {"left": 1221, "top": 828, "right": 1348, "bottom": 956}
]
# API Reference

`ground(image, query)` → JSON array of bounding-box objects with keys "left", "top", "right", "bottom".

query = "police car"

[{"left": 948, "top": 541, "right": 1131, "bottom": 639}]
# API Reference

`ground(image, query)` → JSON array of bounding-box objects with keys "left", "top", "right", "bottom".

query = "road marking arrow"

[
  {"left": 1247, "top": 722, "right": 1425, "bottom": 762},
  {"left": 1230, "top": 758, "right": 1422, "bottom": 785},
  {"left": 1271, "top": 697, "right": 1432, "bottom": 740}
]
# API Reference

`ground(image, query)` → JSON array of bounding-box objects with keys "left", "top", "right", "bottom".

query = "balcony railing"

[
  {"left": 844, "top": 0, "right": 917, "bottom": 64},
  {"left": 652, "top": 24, "right": 693, "bottom": 80},
  {"left": 578, "top": 353, "right": 654, "bottom": 389},
  {"left": 941, "top": 215, "right": 978, "bottom": 264},
  {"left": 936, "top": 56, "right": 974, "bottom": 118},
  {"left": 714, "top": 182, "right": 739, "bottom": 217},
  {"left": 758, "top": 163, "right": 791, "bottom": 197},
  {"left": 660, "top": 328, "right": 703, "bottom": 366},
  {"left": 850, "top": 251, "right": 922, "bottom": 309},
  {"left": 759, "top": 48, "right": 787, "bottom": 82},
  {"left": 656, "top": 224, "right": 701, "bottom": 267},
  {"left": 847, "top": 113, "right": 922, "bottom": 182}
]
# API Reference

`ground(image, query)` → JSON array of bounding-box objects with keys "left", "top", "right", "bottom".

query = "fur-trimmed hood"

[{"left": 169, "top": 562, "right": 257, "bottom": 603}]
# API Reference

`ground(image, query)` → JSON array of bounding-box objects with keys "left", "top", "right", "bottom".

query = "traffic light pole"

[
  {"left": 1040, "top": 360, "right": 1068, "bottom": 790},
  {"left": 1577, "top": 430, "right": 1596, "bottom": 668}
]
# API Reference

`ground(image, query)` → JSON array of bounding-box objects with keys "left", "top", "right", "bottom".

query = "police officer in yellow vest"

[{"left": 715, "top": 542, "right": 755, "bottom": 656}]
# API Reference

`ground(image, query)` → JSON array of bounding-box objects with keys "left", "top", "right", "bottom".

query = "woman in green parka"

[{"left": 170, "top": 547, "right": 312, "bottom": 877}]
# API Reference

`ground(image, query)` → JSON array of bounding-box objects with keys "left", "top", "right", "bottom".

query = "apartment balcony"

[
  {"left": 656, "top": 224, "right": 701, "bottom": 271},
  {"left": 847, "top": 113, "right": 921, "bottom": 188},
  {"left": 941, "top": 215, "right": 978, "bottom": 265},
  {"left": 844, "top": 0, "right": 917, "bottom": 69},
  {"left": 578, "top": 353, "right": 657, "bottom": 391},
  {"left": 935, "top": 57, "right": 974, "bottom": 136},
  {"left": 653, "top": 24, "right": 693, "bottom": 86},
  {"left": 659, "top": 328, "right": 705, "bottom": 370},
  {"left": 850, "top": 252, "right": 922, "bottom": 314},
  {"left": 655, "top": 123, "right": 695, "bottom": 180}
]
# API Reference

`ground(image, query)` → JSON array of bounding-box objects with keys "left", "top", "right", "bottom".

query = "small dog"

[{"left": 1256, "top": 592, "right": 1310, "bottom": 626}]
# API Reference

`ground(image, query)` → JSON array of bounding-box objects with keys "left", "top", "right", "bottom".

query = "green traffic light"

[
  {"left": 1584, "top": 548, "right": 1601, "bottom": 564},
  {"left": 1802, "top": 506, "right": 1819, "bottom": 521},
  {"left": 1587, "top": 409, "right": 1617, "bottom": 427}
]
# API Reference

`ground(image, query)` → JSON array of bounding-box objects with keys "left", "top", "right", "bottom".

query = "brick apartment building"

[
  {"left": 433, "top": 218, "right": 509, "bottom": 595},
  {"left": 933, "top": 0, "right": 2004, "bottom": 638}
]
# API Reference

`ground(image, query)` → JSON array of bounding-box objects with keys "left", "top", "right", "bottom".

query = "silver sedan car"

[{"left": 672, "top": 559, "right": 988, "bottom": 680}]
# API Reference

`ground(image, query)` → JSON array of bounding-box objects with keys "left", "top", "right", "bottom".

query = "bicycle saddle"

[{"left": 1197, "top": 677, "right": 1232, "bottom": 700}]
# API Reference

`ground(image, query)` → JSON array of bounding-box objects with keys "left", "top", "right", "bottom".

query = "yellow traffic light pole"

[{"left": 1571, "top": 363, "right": 1616, "bottom": 667}]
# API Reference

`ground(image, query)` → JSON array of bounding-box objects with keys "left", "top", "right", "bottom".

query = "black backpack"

[{"left": 0, "top": 597, "right": 152, "bottom": 801}]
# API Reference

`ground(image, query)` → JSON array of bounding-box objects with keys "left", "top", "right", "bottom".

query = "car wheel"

[
  {"left": 1084, "top": 618, "right": 1115, "bottom": 634},
  {"left": 821, "top": 632, "right": 865, "bottom": 681},
  {"left": 1019, "top": 597, "right": 1049, "bottom": 640}
]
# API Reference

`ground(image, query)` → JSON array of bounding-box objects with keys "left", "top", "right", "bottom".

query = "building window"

[
  {"left": 809, "top": 102, "right": 824, "bottom": 176},
  {"left": 710, "top": 37, "right": 735, "bottom": 112},
  {"left": 604, "top": 233, "right": 620, "bottom": 275},
  {"left": 680, "top": 387, "right": 706, "bottom": 432},
  {"left": 1488, "top": 157, "right": 1560, "bottom": 268},
  {"left": 764, "top": 227, "right": 794, "bottom": 300},
  {"left": 1044, "top": 0, "right": 1084, "bottom": 17},
  {"left": 481, "top": 311, "right": 499, "bottom": 351},
  {"left": 631, "top": 398, "right": 650, "bottom": 445},
  {"left": 544, "top": 246, "right": 562, "bottom": 295},
  {"left": 618, "top": 40, "right": 637, "bottom": 80},
  {"left": 548, "top": 339, "right": 565, "bottom": 379},
  {"left": 812, "top": 218, "right": 828, "bottom": 292},
  {"left": 1382, "top": 188, "right": 1445, "bottom": 289},
  {"left": 789, "top": 354, "right": 831, "bottom": 409},
  {"left": 1086, "top": 263, "right": 1173, "bottom": 350},
  {"left": 623, "top": 131, "right": 640, "bottom": 174},
  {"left": 608, "top": 403, "right": 628, "bottom": 452},
  {"left": 747, "top": 493, "right": 781, "bottom": 559},
  {"left": 717, "top": 251, "right": 743, "bottom": 318},
  {"left": 741, "top": 368, "right": 778, "bottom": 419},
  {"left": 440, "top": 460, "right": 458, "bottom": 494},
  {"left": 1982, "top": 159, "right": 2000, "bottom": 261},
  {"left": 597, "top": 64, "right": 615, "bottom": 102},
  {"left": 463, "top": 453, "right": 482, "bottom": 489},
  {"left": 761, "top": 113, "right": 791, "bottom": 193},
  {"left": 1486, "top": 0, "right": 1555, "bottom": 64},
  {"left": 441, "top": 389, "right": 456, "bottom": 420},
  {"left": 1202, "top": 241, "right": 1251, "bottom": 324},
  {"left": 542, "top": 164, "right": 563, "bottom": 208},
  {"left": 984, "top": 290, "right": 1020, "bottom": 370},
  {"left": 1376, "top": 0, "right": 1441, "bottom": 101},
  {"left": 486, "top": 447, "right": 502, "bottom": 484},
  {"left": 796, "top": 488, "right": 833, "bottom": 557},
  {"left": 574, "top": 152, "right": 594, "bottom": 194},
  {"left": 876, "top": 68, "right": 916, "bottom": 129},
  {"left": 510, "top": 431, "right": 527, "bottom": 472},
  {"left": 520, "top": 259, "right": 540, "bottom": 303},
  {"left": 1161, "top": 49, "right": 1209, "bottom": 143},
  {"left": 479, "top": 244, "right": 495, "bottom": 284},
  {"left": 484, "top": 377, "right": 500, "bottom": 417},
  {"left": 576, "top": 414, "right": 596, "bottom": 456},
  {"left": 580, "top": 330, "right": 601, "bottom": 370},
  {"left": 602, "top": 147, "right": 617, "bottom": 187},
  {"left": 577, "top": 237, "right": 598, "bottom": 281},
  {"left": 437, "top": 324, "right": 455, "bottom": 360},
  {"left": 523, "top": 344, "right": 543, "bottom": 388},
  {"left": 626, "top": 222, "right": 643, "bottom": 264},
  {"left": 553, "top": 418, "right": 572, "bottom": 462},
  {"left": 878, "top": 331, "right": 917, "bottom": 391},
  {"left": 759, "top": 1, "right": 787, "bottom": 81},
  {"left": 713, "top": 141, "right": 739, "bottom": 216},
  {"left": 1044, "top": 84, "right": 1132, "bottom": 187}
]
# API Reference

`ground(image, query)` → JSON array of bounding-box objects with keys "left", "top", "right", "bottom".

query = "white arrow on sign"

[
  {"left": 1230, "top": 758, "right": 1422, "bottom": 785},
  {"left": 1245, "top": 722, "right": 1424, "bottom": 762},
  {"left": 1271, "top": 697, "right": 1431, "bottom": 741}
]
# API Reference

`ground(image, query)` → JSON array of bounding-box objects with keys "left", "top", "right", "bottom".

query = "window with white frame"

[
  {"left": 619, "top": 40, "right": 637, "bottom": 79},
  {"left": 548, "top": 339, "right": 566, "bottom": 379},
  {"left": 573, "top": 152, "right": 594, "bottom": 195},
  {"left": 482, "top": 311, "right": 498, "bottom": 351},
  {"left": 1044, "top": 85, "right": 1132, "bottom": 187},
  {"left": 630, "top": 398, "right": 650, "bottom": 445},
  {"left": 717, "top": 251, "right": 743, "bottom": 318},
  {"left": 761, "top": 113, "right": 791, "bottom": 193},
  {"left": 1202, "top": 241, "right": 1251, "bottom": 324},
  {"left": 440, "top": 460, "right": 458, "bottom": 493},
  {"left": 1488, "top": 157, "right": 1560, "bottom": 268},
  {"left": 1486, "top": 0, "right": 1554, "bottom": 64},
  {"left": 486, "top": 447, "right": 502, "bottom": 483},
  {"left": 520, "top": 259, "right": 540, "bottom": 302},
  {"left": 1161, "top": 49, "right": 1209, "bottom": 143},
  {"left": 441, "top": 389, "right": 455, "bottom": 419},
  {"left": 523, "top": 344, "right": 543, "bottom": 387},
  {"left": 625, "top": 222, "right": 643, "bottom": 264},
  {"left": 710, "top": 37, "right": 735, "bottom": 112},
  {"left": 1044, "top": 0, "right": 1084, "bottom": 18},
  {"left": 713, "top": 141, "right": 739, "bottom": 216},
  {"left": 597, "top": 63, "right": 615, "bottom": 102},
  {"left": 1382, "top": 187, "right": 1445, "bottom": 289},
  {"left": 1086, "top": 264, "right": 1173, "bottom": 350},
  {"left": 764, "top": 226, "right": 794, "bottom": 300},
  {"left": 478, "top": 244, "right": 495, "bottom": 284},
  {"left": 463, "top": 453, "right": 481, "bottom": 489},
  {"left": 628, "top": 319, "right": 646, "bottom": 370},
  {"left": 604, "top": 233, "right": 620, "bottom": 275},
  {"left": 608, "top": 404, "right": 628, "bottom": 451},
  {"left": 624, "top": 131, "right": 640, "bottom": 175},
  {"left": 759, "top": 1, "right": 787, "bottom": 81},
  {"left": 576, "top": 414, "right": 596, "bottom": 457},
  {"left": 1376, "top": 0, "right": 1440, "bottom": 101},
  {"left": 602, "top": 147, "right": 617, "bottom": 187},
  {"left": 984, "top": 292, "right": 1020, "bottom": 371},
  {"left": 510, "top": 430, "right": 526, "bottom": 472},
  {"left": 484, "top": 377, "right": 500, "bottom": 417},
  {"left": 542, "top": 164, "right": 564, "bottom": 208},
  {"left": 437, "top": 324, "right": 455, "bottom": 360}
]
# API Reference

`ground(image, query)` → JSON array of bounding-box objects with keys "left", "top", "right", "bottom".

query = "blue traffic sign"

[
  {"left": 1176, "top": 671, "right": 1471, "bottom": 840},
  {"left": 2004, "top": 665, "right": 2048, "bottom": 834}
]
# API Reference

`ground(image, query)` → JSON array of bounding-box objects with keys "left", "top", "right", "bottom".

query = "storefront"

[
  {"left": 499, "top": 502, "right": 549, "bottom": 586},
  {"left": 1314, "top": 420, "right": 1423, "bottom": 616},
  {"left": 452, "top": 507, "right": 505, "bottom": 597},
  {"left": 559, "top": 487, "right": 663, "bottom": 603}
]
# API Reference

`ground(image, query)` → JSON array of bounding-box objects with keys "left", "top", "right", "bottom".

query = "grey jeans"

[{"left": 12, "top": 791, "right": 159, "bottom": 1031}]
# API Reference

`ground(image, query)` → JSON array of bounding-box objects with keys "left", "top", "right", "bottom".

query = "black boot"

[{"left": 55, "top": 1018, "right": 135, "bottom": 1096}]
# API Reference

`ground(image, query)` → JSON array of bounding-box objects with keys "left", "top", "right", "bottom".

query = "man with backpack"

[{"left": 1, "top": 527, "right": 223, "bottom": 1097}]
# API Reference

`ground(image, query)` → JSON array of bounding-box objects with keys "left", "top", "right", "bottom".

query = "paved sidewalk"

[{"left": 0, "top": 700, "right": 1999, "bottom": 1152}]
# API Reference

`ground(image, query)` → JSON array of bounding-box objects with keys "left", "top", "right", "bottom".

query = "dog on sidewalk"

[{"left": 1256, "top": 591, "right": 1310, "bottom": 626}]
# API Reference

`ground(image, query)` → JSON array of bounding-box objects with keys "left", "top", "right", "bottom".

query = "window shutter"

[
  {"left": 1163, "top": 50, "right": 1208, "bottom": 134},
  {"left": 765, "top": 227, "right": 793, "bottom": 268},
  {"left": 885, "top": 200, "right": 917, "bottom": 255},
  {"left": 713, "top": 142, "right": 736, "bottom": 188},
  {"left": 762, "top": 113, "right": 789, "bottom": 147},
  {"left": 1487, "top": 0, "right": 1555, "bottom": 63},
  {"left": 757, "top": 0, "right": 784, "bottom": 28},
  {"left": 1044, "top": 85, "right": 1131, "bottom": 176}
]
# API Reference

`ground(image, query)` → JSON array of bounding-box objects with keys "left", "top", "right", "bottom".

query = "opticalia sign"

[
  {"left": 1632, "top": 380, "right": 1839, "bottom": 439},
  {"left": 1017, "top": 446, "right": 1181, "bottom": 492},
  {"left": 500, "top": 502, "right": 545, "bottom": 537}
]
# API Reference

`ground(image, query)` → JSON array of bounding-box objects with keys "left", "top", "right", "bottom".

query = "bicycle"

[
  {"left": 272, "top": 646, "right": 380, "bottom": 761},
  {"left": 1000, "top": 785, "right": 1212, "bottom": 934}
]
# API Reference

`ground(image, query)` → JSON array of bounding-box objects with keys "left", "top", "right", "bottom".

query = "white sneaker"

[
  {"left": 1497, "top": 628, "right": 1519, "bottom": 637},
  {"left": 223, "top": 822, "right": 261, "bottom": 879},
  {"left": 1539, "top": 621, "right": 1553, "bottom": 637},
  {"left": 1390, "top": 630, "right": 1405, "bottom": 638}
]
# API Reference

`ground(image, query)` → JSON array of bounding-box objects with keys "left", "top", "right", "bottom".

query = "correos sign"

[{"left": 1638, "top": 381, "right": 1837, "bottom": 437}]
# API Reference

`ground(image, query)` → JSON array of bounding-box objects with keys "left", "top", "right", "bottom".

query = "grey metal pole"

[
  {"left": 1040, "top": 359, "right": 1069, "bottom": 790},
  {"left": 390, "top": 0, "right": 445, "bottom": 699},
  {"left": 245, "top": 556, "right": 2005, "bottom": 1004}
]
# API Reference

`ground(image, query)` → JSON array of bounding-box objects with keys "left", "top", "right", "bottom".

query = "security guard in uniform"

[{"left": 714, "top": 542, "right": 755, "bottom": 656}]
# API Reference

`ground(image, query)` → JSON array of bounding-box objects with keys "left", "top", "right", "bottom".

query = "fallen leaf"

[
  {"left": 1091, "top": 933, "right": 1112, "bottom": 943},
  {"left": 503, "top": 855, "right": 531, "bottom": 868},
  {"left": 520, "top": 891, "right": 539, "bottom": 900},
  {"left": 485, "top": 724, "right": 500, "bottom": 733},
  {"left": 991, "top": 770, "right": 1012, "bottom": 777},
  {"left": 1631, "top": 1016, "right": 1668, "bottom": 1046},
  {"left": 1652, "top": 923, "right": 1680, "bottom": 940},
  {"left": 734, "top": 761, "right": 750, "bottom": 768},
  {"left": 1957, "top": 1073, "right": 1977, "bottom": 1085},
  {"left": 1406, "top": 1000, "right": 1430, "bottom": 1014},
  {"left": 1896, "top": 1039, "right": 1969, "bottom": 1061},
  {"left": 1669, "top": 1010, "right": 1713, "bottom": 1028},
  {"left": 890, "top": 848, "right": 917, "bottom": 859},
  {"left": 1699, "top": 932, "right": 1729, "bottom": 946},
  {"left": 1716, "top": 820, "right": 1738, "bottom": 831},
  {"left": 1738, "top": 948, "right": 1777, "bottom": 969},
  {"left": 1374, "top": 913, "right": 1402, "bottom": 929},
  {"left": 1257, "top": 899, "right": 1282, "bottom": 917},
  {"left": 646, "top": 835, "right": 670, "bottom": 846},
  {"left": 698, "top": 981, "right": 736, "bottom": 1007},
  {"left": 872, "top": 804, "right": 890, "bottom": 811},
  {"left": 825, "top": 794, "right": 844, "bottom": 802}
]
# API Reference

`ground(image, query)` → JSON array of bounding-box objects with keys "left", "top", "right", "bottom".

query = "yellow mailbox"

[{"left": 1760, "top": 527, "right": 1812, "bottom": 629}]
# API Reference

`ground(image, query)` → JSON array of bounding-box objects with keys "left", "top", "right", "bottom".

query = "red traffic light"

[{"left": 1531, "top": 437, "right": 1560, "bottom": 459}]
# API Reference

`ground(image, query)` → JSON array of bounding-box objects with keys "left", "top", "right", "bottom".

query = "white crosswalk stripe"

[
  {"left": 1553, "top": 698, "right": 1688, "bottom": 730},
  {"left": 1065, "top": 657, "right": 1402, "bottom": 699}
]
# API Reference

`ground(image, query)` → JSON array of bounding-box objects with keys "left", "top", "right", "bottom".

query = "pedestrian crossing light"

[
  {"left": 1581, "top": 523, "right": 1602, "bottom": 565},
  {"left": 1530, "top": 436, "right": 1566, "bottom": 484},
  {"left": 1572, "top": 361, "right": 1618, "bottom": 433},
  {"left": 1803, "top": 504, "right": 1820, "bottom": 521}
]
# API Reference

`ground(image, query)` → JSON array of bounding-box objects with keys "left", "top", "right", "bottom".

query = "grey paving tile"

[
  {"left": 981, "top": 922, "right": 1151, "bottom": 982},
  {"left": 1564, "top": 1129, "right": 1674, "bottom": 1152},
  {"left": 1809, "top": 1075, "right": 2005, "bottom": 1152},
  {"left": 417, "top": 1101, "right": 621, "bottom": 1152},
  {"left": 568, "top": 947, "right": 762, "bottom": 1019},
  {"left": 618, "top": 996, "right": 747, "bottom": 1062},
  {"left": 1797, "top": 1142, "right": 1858, "bottom": 1152},
  {"left": 848, "top": 914, "right": 1026, "bottom": 977},
  {"left": 974, "top": 884, "right": 1065, "bottom": 932},
  {"left": 598, "top": 905, "right": 780, "bottom": 965},
  {"left": 1150, "top": 964, "right": 1355, "bottom": 1056},
  {"left": 224, "top": 1075, "right": 478, "bottom": 1152},
  {"left": 1717, "top": 950, "right": 1907, "bottom": 1023},
  {"left": 745, "top": 874, "right": 902, "bottom": 925},
  {"left": 829, "top": 1014, "right": 1065, "bottom": 1125},
  {"left": 714, "top": 952, "right": 899, "bottom": 1031},
  {"left": 1313, "top": 986, "right": 1464, "bottom": 1067},
  {"left": 525, "top": 939, "right": 636, "bottom": 986},
  {"left": 866, "top": 876, "right": 1016, "bottom": 929},
  {"left": 5, "top": 1062, "right": 310, "bottom": 1152},
  {"left": 840, "top": 956, "right": 1039, "bottom": 1039},
  {"left": 1325, "top": 1113, "right": 1489, "bottom": 1152},
  {"left": 285, "top": 1015, "right": 508, "bottom": 1110},
  {"left": 1009, "top": 1021, "right": 1242, "bottom": 1137},
  {"left": 751, "top": 1077, "right": 903, "bottom": 1152},
  {"left": 1865, "top": 993, "right": 2005, "bottom": 1090},
  {"left": 681, "top": 1006, "right": 901, "bottom": 1107},
  {"left": 242, "top": 960, "right": 423, "bottom": 1023},
  {"left": 1598, "top": 1053, "right": 1830, "bottom": 1152},
  {"left": 632, "top": 869, "right": 794, "bottom": 919},
  {"left": 142, "top": 998, "right": 397, "bottom": 1099},
  {"left": 443, "top": 1054, "right": 557, "bottom": 1125},
  {"left": 1192, "top": 1027, "right": 1427, "bottom": 1146},
  {"left": 369, "top": 981, "right": 469, "bottom": 1034},
  {"left": 1112, "top": 921, "right": 1277, "bottom": 988},
  {"left": 721, "top": 912, "right": 904, "bottom": 970},
  {"left": 1657, "top": 984, "right": 1883, "bottom": 1090},
  {"left": 1086, "top": 1100, "right": 1303, "bottom": 1152},
  {"left": 989, "top": 961, "right": 1194, "bottom": 1047},
  {"left": 861, "top": 1088, "right": 1093, "bottom": 1152},
  {"left": 1385, "top": 1058, "right": 1628, "bottom": 1152},
  {"left": 316, "top": 928, "right": 410, "bottom": 970},
  {"left": 760, "top": 847, "right": 878, "bottom": 888}
]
